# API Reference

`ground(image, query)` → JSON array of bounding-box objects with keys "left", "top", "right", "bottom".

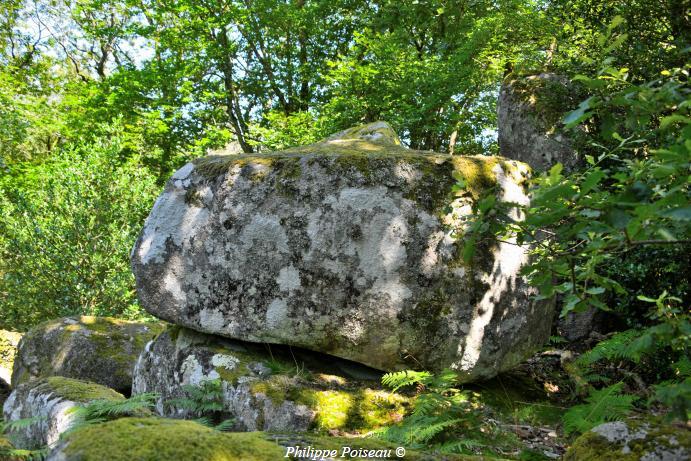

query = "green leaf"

[
  {"left": 580, "top": 169, "right": 605, "bottom": 195},
  {"left": 662, "top": 206, "right": 691, "bottom": 221},
  {"left": 657, "top": 228, "right": 676, "bottom": 241},
  {"left": 606, "top": 208, "right": 630, "bottom": 229},
  {"left": 659, "top": 115, "right": 690, "bottom": 130},
  {"left": 563, "top": 97, "right": 597, "bottom": 128},
  {"left": 462, "top": 238, "right": 476, "bottom": 263}
]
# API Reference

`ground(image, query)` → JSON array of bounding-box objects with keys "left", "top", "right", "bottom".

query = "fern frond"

[
  {"left": 428, "top": 369, "right": 458, "bottom": 391},
  {"left": 194, "top": 417, "right": 212, "bottom": 428},
  {"left": 382, "top": 370, "right": 432, "bottom": 392},
  {"left": 0, "top": 446, "right": 48, "bottom": 461},
  {"left": 412, "top": 392, "right": 447, "bottom": 417},
  {"left": 437, "top": 438, "right": 484, "bottom": 454},
  {"left": 563, "top": 382, "right": 636, "bottom": 434},
  {"left": 413, "top": 418, "right": 464, "bottom": 444},
  {"left": 576, "top": 330, "right": 641, "bottom": 367},
  {"left": 1, "top": 416, "right": 45, "bottom": 433},
  {"left": 213, "top": 419, "right": 235, "bottom": 432}
]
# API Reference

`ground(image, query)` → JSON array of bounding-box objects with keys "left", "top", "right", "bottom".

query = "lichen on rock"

[
  {"left": 1, "top": 329, "right": 22, "bottom": 387},
  {"left": 2, "top": 377, "right": 124, "bottom": 449},
  {"left": 132, "top": 121, "right": 554, "bottom": 381},
  {"left": 497, "top": 73, "right": 583, "bottom": 173},
  {"left": 132, "top": 326, "right": 409, "bottom": 433},
  {"left": 11, "top": 316, "right": 164, "bottom": 394},
  {"left": 565, "top": 418, "right": 690, "bottom": 461}
]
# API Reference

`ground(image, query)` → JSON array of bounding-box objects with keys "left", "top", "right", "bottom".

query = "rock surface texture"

[
  {"left": 11, "top": 316, "right": 164, "bottom": 394},
  {"left": 0, "top": 329, "right": 22, "bottom": 386},
  {"left": 132, "top": 326, "right": 407, "bottom": 433},
  {"left": 132, "top": 122, "right": 554, "bottom": 381},
  {"left": 498, "top": 73, "right": 581, "bottom": 172},
  {"left": 565, "top": 419, "right": 690, "bottom": 461},
  {"left": 2, "top": 377, "right": 124, "bottom": 449}
]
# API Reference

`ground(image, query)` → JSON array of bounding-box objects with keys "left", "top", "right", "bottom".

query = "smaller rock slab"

[
  {"left": 3, "top": 377, "right": 124, "bottom": 449},
  {"left": 498, "top": 73, "right": 582, "bottom": 172},
  {"left": 132, "top": 327, "right": 409, "bottom": 433},
  {"left": 12, "top": 316, "right": 164, "bottom": 394}
]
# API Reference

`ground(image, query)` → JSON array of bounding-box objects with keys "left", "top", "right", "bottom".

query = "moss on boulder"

[
  {"left": 1, "top": 329, "right": 22, "bottom": 387},
  {"left": 12, "top": 316, "right": 164, "bottom": 394},
  {"left": 46, "top": 418, "right": 285, "bottom": 461},
  {"left": 497, "top": 73, "right": 584, "bottom": 173},
  {"left": 565, "top": 418, "right": 690, "bottom": 461},
  {"left": 46, "top": 416, "right": 491, "bottom": 461},
  {"left": 132, "top": 326, "right": 410, "bottom": 433},
  {"left": 2, "top": 377, "right": 124, "bottom": 449}
]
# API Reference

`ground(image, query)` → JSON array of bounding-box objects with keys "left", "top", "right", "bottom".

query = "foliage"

[
  {"left": 320, "top": 0, "right": 551, "bottom": 152},
  {"left": 65, "top": 393, "right": 158, "bottom": 435},
  {"left": 0, "top": 127, "right": 160, "bottom": 330},
  {"left": 248, "top": 110, "right": 320, "bottom": 151},
  {"left": 569, "top": 293, "right": 690, "bottom": 420},
  {"left": 167, "top": 379, "right": 235, "bottom": 431},
  {"left": 562, "top": 383, "right": 637, "bottom": 435},
  {"left": 456, "top": 17, "right": 690, "bottom": 424},
  {"left": 0, "top": 416, "right": 48, "bottom": 460},
  {"left": 377, "top": 369, "right": 518, "bottom": 456}
]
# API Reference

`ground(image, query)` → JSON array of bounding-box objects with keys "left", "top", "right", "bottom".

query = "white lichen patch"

[
  {"left": 136, "top": 183, "right": 211, "bottom": 265},
  {"left": 277, "top": 266, "right": 301, "bottom": 293},
  {"left": 265, "top": 299, "right": 289, "bottom": 330},
  {"left": 199, "top": 309, "right": 225, "bottom": 332},
  {"left": 211, "top": 354, "right": 239, "bottom": 371},
  {"left": 180, "top": 355, "right": 218, "bottom": 385}
]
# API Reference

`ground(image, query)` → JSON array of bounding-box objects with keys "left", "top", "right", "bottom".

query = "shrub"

[{"left": 0, "top": 129, "right": 160, "bottom": 330}]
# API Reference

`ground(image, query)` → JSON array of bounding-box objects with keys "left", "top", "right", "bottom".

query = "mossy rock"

[
  {"left": 2, "top": 377, "right": 124, "bottom": 449},
  {"left": 46, "top": 417, "right": 493, "bottom": 461},
  {"left": 133, "top": 326, "right": 410, "bottom": 433},
  {"left": 0, "top": 435, "right": 19, "bottom": 461},
  {"left": 564, "top": 418, "right": 690, "bottom": 460},
  {"left": 132, "top": 121, "right": 554, "bottom": 381},
  {"left": 0, "top": 329, "right": 22, "bottom": 386},
  {"left": 46, "top": 418, "right": 284, "bottom": 461},
  {"left": 497, "top": 73, "right": 583, "bottom": 173},
  {"left": 12, "top": 316, "right": 164, "bottom": 394}
]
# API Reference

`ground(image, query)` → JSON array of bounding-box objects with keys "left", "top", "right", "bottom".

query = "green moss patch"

[
  {"left": 468, "top": 374, "right": 563, "bottom": 427},
  {"left": 249, "top": 374, "right": 410, "bottom": 433},
  {"left": 191, "top": 138, "right": 520, "bottom": 224},
  {"left": 0, "top": 330, "right": 21, "bottom": 377},
  {"left": 61, "top": 418, "right": 285, "bottom": 461},
  {"left": 45, "top": 376, "right": 125, "bottom": 403}
]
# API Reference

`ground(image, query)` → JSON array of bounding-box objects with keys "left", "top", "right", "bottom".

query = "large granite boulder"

[
  {"left": 498, "top": 73, "right": 582, "bottom": 173},
  {"left": 565, "top": 419, "right": 690, "bottom": 461},
  {"left": 12, "top": 317, "right": 164, "bottom": 394},
  {"left": 1, "top": 330, "right": 22, "bottom": 387},
  {"left": 131, "top": 121, "right": 554, "bottom": 381},
  {"left": 2, "top": 377, "right": 124, "bottom": 449},
  {"left": 132, "top": 326, "right": 409, "bottom": 433}
]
